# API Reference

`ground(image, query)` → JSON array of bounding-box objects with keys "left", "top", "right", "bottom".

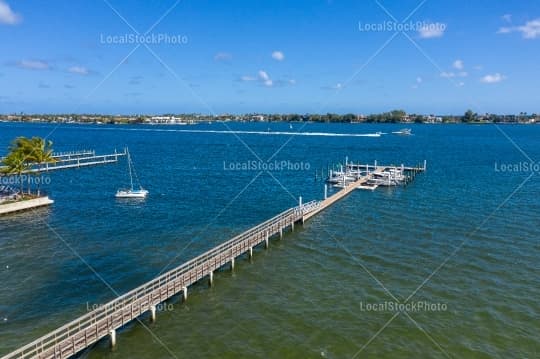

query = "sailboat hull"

[{"left": 115, "top": 189, "right": 148, "bottom": 198}]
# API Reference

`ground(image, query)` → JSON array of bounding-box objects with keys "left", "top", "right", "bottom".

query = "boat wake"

[
  {"left": 172, "top": 129, "right": 382, "bottom": 137},
  {"left": 81, "top": 127, "right": 382, "bottom": 138}
]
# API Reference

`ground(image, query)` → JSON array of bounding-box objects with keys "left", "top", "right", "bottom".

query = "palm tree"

[
  {"left": 2, "top": 149, "right": 29, "bottom": 197},
  {"left": 2, "top": 136, "right": 55, "bottom": 197},
  {"left": 25, "top": 137, "right": 56, "bottom": 195}
]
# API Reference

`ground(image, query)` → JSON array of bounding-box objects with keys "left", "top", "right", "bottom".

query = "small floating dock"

[{"left": 0, "top": 196, "right": 54, "bottom": 216}]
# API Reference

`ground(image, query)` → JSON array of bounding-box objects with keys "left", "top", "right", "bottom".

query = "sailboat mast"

[{"left": 127, "top": 149, "right": 134, "bottom": 190}]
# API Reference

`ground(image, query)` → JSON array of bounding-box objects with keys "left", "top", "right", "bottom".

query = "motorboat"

[{"left": 392, "top": 128, "right": 412, "bottom": 136}]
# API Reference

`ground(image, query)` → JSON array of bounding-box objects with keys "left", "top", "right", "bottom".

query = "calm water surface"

[{"left": 0, "top": 122, "right": 538, "bottom": 358}]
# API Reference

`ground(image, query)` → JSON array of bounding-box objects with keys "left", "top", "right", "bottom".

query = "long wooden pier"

[
  {"left": 2, "top": 160, "right": 425, "bottom": 359},
  {"left": 1, "top": 200, "right": 321, "bottom": 359}
]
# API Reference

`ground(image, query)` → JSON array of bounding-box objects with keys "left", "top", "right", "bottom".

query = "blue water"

[{"left": 0, "top": 122, "right": 539, "bottom": 358}]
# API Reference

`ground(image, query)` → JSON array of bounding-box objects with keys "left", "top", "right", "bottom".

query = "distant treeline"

[{"left": 1, "top": 109, "right": 538, "bottom": 124}]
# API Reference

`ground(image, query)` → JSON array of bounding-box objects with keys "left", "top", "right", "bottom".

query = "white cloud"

[
  {"left": 240, "top": 75, "right": 256, "bottom": 81},
  {"left": 502, "top": 14, "right": 512, "bottom": 23},
  {"left": 412, "top": 77, "right": 422, "bottom": 89},
  {"left": 258, "top": 70, "right": 273, "bottom": 86},
  {"left": 411, "top": 76, "right": 424, "bottom": 90},
  {"left": 16, "top": 60, "right": 49, "bottom": 70},
  {"left": 321, "top": 83, "right": 343, "bottom": 90},
  {"left": 327, "top": 83, "right": 342, "bottom": 90},
  {"left": 241, "top": 70, "right": 275, "bottom": 86},
  {"left": 214, "top": 52, "right": 232, "bottom": 62},
  {"left": 453, "top": 59, "right": 464, "bottom": 70},
  {"left": 271, "top": 51, "right": 285, "bottom": 61},
  {"left": 481, "top": 73, "right": 506, "bottom": 83},
  {"left": 440, "top": 71, "right": 455, "bottom": 78},
  {"left": 68, "top": 66, "right": 89, "bottom": 75},
  {"left": 241, "top": 70, "right": 294, "bottom": 87},
  {"left": 418, "top": 22, "right": 446, "bottom": 38},
  {"left": 0, "top": 1, "right": 21, "bottom": 25},
  {"left": 258, "top": 70, "right": 270, "bottom": 81},
  {"left": 498, "top": 18, "right": 540, "bottom": 39},
  {"left": 440, "top": 71, "right": 467, "bottom": 78}
]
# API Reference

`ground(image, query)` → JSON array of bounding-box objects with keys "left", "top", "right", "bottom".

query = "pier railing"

[
  {"left": 29, "top": 152, "right": 125, "bottom": 173},
  {"left": 52, "top": 150, "right": 95, "bottom": 159},
  {"left": 2, "top": 200, "right": 321, "bottom": 359}
]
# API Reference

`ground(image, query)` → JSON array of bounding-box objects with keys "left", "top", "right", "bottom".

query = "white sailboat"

[{"left": 116, "top": 149, "right": 148, "bottom": 199}]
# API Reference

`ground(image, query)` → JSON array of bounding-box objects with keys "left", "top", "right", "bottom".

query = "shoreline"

[{"left": 0, "top": 120, "right": 538, "bottom": 126}]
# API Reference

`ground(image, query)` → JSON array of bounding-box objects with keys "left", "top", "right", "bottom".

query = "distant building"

[
  {"left": 252, "top": 115, "right": 265, "bottom": 122},
  {"left": 149, "top": 116, "right": 184, "bottom": 124},
  {"left": 424, "top": 115, "right": 442, "bottom": 123},
  {"left": 351, "top": 114, "right": 366, "bottom": 123}
]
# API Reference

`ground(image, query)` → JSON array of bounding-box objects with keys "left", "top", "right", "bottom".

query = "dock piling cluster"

[{"left": 325, "top": 158, "right": 426, "bottom": 190}]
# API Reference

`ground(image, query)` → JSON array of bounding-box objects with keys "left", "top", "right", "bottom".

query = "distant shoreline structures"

[{"left": 0, "top": 109, "right": 538, "bottom": 125}]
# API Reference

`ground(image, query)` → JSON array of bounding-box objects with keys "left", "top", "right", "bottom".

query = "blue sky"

[{"left": 0, "top": 0, "right": 539, "bottom": 115}]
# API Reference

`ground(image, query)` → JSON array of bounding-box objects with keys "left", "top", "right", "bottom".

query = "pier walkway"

[{"left": 304, "top": 175, "right": 369, "bottom": 221}]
